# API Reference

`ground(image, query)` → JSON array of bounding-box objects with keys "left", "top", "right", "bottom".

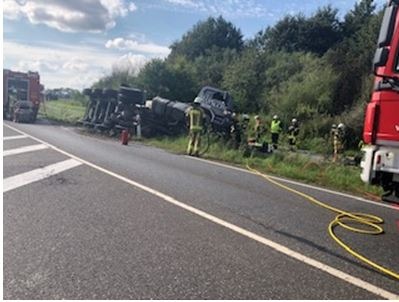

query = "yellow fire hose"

[{"left": 246, "top": 163, "right": 399, "bottom": 281}]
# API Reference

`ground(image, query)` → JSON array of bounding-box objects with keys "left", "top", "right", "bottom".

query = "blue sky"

[{"left": 3, "top": 0, "right": 386, "bottom": 89}]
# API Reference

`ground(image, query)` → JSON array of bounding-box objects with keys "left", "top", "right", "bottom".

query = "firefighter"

[
  {"left": 230, "top": 113, "right": 242, "bottom": 149},
  {"left": 187, "top": 97, "right": 205, "bottom": 156},
  {"left": 288, "top": 118, "right": 300, "bottom": 151},
  {"left": 254, "top": 115, "right": 263, "bottom": 142},
  {"left": 331, "top": 123, "right": 345, "bottom": 162},
  {"left": 270, "top": 115, "right": 282, "bottom": 149},
  {"left": 133, "top": 107, "right": 142, "bottom": 139},
  {"left": 239, "top": 114, "right": 250, "bottom": 145},
  {"left": 241, "top": 114, "right": 250, "bottom": 134}
]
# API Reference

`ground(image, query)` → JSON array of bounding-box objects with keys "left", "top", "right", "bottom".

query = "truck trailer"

[
  {"left": 3, "top": 69, "right": 44, "bottom": 122},
  {"left": 361, "top": 0, "right": 399, "bottom": 201}
]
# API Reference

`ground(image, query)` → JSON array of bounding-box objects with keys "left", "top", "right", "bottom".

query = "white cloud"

[
  {"left": 105, "top": 37, "right": 171, "bottom": 56},
  {"left": 112, "top": 53, "right": 148, "bottom": 75},
  {"left": 62, "top": 59, "right": 90, "bottom": 72},
  {"left": 17, "top": 60, "right": 60, "bottom": 72},
  {"left": 128, "top": 2, "right": 138, "bottom": 12},
  {"left": 163, "top": 0, "right": 270, "bottom": 18},
  {"left": 3, "top": 41, "right": 151, "bottom": 89},
  {"left": 165, "top": 0, "right": 199, "bottom": 8},
  {"left": 3, "top": 0, "right": 137, "bottom": 32}
]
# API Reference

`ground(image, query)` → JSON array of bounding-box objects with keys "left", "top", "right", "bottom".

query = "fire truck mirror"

[{"left": 373, "top": 47, "right": 389, "bottom": 73}]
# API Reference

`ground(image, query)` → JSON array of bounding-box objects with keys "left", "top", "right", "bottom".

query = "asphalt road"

[{"left": 3, "top": 120, "right": 399, "bottom": 299}]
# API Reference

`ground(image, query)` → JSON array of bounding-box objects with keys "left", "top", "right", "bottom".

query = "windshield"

[{"left": 8, "top": 79, "right": 28, "bottom": 101}]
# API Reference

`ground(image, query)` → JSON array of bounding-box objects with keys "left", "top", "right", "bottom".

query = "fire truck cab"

[
  {"left": 361, "top": 0, "right": 399, "bottom": 200},
  {"left": 3, "top": 69, "right": 44, "bottom": 122}
]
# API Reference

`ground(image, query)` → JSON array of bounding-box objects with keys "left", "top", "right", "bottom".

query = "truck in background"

[
  {"left": 3, "top": 69, "right": 44, "bottom": 122},
  {"left": 361, "top": 0, "right": 399, "bottom": 201}
]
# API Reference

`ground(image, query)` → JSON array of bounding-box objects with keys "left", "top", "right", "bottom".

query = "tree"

[
  {"left": 250, "top": 6, "right": 342, "bottom": 56},
  {"left": 343, "top": 0, "right": 376, "bottom": 38},
  {"left": 137, "top": 58, "right": 197, "bottom": 101},
  {"left": 169, "top": 16, "right": 243, "bottom": 60},
  {"left": 92, "top": 70, "right": 137, "bottom": 90},
  {"left": 222, "top": 48, "right": 265, "bottom": 112},
  {"left": 191, "top": 47, "right": 238, "bottom": 88},
  {"left": 325, "top": 10, "right": 382, "bottom": 113}
]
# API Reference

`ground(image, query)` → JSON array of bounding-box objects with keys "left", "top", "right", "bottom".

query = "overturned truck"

[{"left": 81, "top": 85, "right": 234, "bottom": 138}]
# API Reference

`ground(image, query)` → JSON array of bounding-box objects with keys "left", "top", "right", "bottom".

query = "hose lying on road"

[{"left": 246, "top": 162, "right": 399, "bottom": 281}]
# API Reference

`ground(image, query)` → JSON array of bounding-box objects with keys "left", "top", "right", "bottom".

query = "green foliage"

[
  {"left": 40, "top": 99, "right": 86, "bottom": 124},
  {"left": 343, "top": 0, "right": 376, "bottom": 37},
  {"left": 169, "top": 16, "right": 243, "bottom": 60},
  {"left": 222, "top": 48, "right": 265, "bottom": 112},
  {"left": 265, "top": 54, "right": 338, "bottom": 122},
  {"left": 192, "top": 47, "right": 239, "bottom": 88},
  {"left": 325, "top": 6, "right": 382, "bottom": 113},
  {"left": 137, "top": 58, "right": 197, "bottom": 101},
  {"left": 92, "top": 70, "right": 138, "bottom": 90},
  {"left": 252, "top": 6, "right": 342, "bottom": 56}
]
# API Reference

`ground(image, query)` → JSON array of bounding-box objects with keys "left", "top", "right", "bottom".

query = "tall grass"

[{"left": 40, "top": 99, "right": 86, "bottom": 124}]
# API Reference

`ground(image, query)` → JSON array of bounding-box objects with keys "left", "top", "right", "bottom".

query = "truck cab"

[
  {"left": 361, "top": 0, "right": 399, "bottom": 200},
  {"left": 3, "top": 69, "right": 43, "bottom": 122},
  {"left": 197, "top": 86, "right": 234, "bottom": 135}
]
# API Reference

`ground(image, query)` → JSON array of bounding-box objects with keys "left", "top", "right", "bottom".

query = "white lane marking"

[
  {"left": 3, "top": 123, "right": 398, "bottom": 300},
  {"left": 186, "top": 156, "right": 398, "bottom": 211},
  {"left": 3, "top": 135, "right": 27, "bottom": 141},
  {"left": 3, "top": 144, "right": 48, "bottom": 157},
  {"left": 3, "top": 159, "right": 82, "bottom": 193}
]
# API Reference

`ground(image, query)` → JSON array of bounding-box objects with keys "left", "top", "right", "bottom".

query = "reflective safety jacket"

[
  {"left": 189, "top": 107, "right": 203, "bottom": 132},
  {"left": 271, "top": 120, "right": 282, "bottom": 134}
]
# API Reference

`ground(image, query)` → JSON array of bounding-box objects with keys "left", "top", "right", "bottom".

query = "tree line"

[{"left": 92, "top": 0, "right": 383, "bottom": 150}]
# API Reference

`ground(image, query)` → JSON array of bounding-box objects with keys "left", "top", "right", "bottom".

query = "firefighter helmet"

[
  {"left": 273, "top": 115, "right": 278, "bottom": 120},
  {"left": 193, "top": 97, "right": 202, "bottom": 105}
]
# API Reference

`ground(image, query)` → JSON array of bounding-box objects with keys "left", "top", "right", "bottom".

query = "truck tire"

[
  {"left": 119, "top": 87, "right": 144, "bottom": 105},
  {"left": 83, "top": 88, "right": 92, "bottom": 97},
  {"left": 103, "top": 88, "right": 118, "bottom": 99},
  {"left": 91, "top": 88, "right": 103, "bottom": 98}
]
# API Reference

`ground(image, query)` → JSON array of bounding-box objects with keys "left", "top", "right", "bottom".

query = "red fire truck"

[
  {"left": 3, "top": 69, "right": 44, "bottom": 122},
  {"left": 361, "top": 0, "right": 399, "bottom": 201}
]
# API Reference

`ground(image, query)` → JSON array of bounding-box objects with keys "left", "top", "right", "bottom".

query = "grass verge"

[
  {"left": 39, "top": 99, "right": 85, "bottom": 124},
  {"left": 144, "top": 134, "right": 383, "bottom": 199}
]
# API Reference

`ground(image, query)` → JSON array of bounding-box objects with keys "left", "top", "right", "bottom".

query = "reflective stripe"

[{"left": 189, "top": 108, "right": 203, "bottom": 131}]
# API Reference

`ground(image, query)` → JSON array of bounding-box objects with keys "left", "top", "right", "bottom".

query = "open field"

[{"left": 40, "top": 99, "right": 86, "bottom": 124}]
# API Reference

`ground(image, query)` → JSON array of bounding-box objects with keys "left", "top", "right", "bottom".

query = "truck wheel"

[{"left": 83, "top": 88, "right": 92, "bottom": 96}]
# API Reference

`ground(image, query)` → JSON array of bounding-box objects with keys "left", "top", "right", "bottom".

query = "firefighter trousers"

[{"left": 187, "top": 130, "right": 201, "bottom": 156}]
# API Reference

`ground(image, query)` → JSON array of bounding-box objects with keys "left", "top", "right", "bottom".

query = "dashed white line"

[
  {"left": 3, "top": 158, "right": 82, "bottom": 192},
  {"left": 3, "top": 135, "right": 27, "bottom": 141},
  {"left": 3, "top": 123, "right": 399, "bottom": 300},
  {"left": 3, "top": 144, "right": 49, "bottom": 157}
]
